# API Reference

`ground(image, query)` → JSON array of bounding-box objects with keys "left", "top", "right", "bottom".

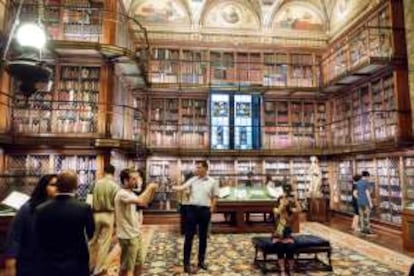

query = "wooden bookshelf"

[
  {"left": 291, "top": 157, "right": 309, "bottom": 204},
  {"left": 147, "top": 95, "right": 208, "bottom": 149},
  {"left": 12, "top": 67, "right": 54, "bottom": 134},
  {"left": 56, "top": 65, "right": 100, "bottom": 133},
  {"left": 11, "top": 64, "right": 103, "bottom": 135},
  {"left": 329, "top": 74, "right": 398, "bottom": 146},
  {"left": 54, "top": 155, "right": 97, "bottom": 199},
  {"left": 4, "top": 153, "right": 100, "bottom": 200},
  {"left": 262, "top": 100, "right": 290, "bottom": 149},
  {"left": 351, "top": 86, "right": 371, "bottom": 143},
  {"left": 149, "top": 48, "right": 320, "bottom": 88},
  {"left": 62, "top": 0, "right": 103, "bottom": 42},
  {"left": 180, "top": 98, "right": 208, "bottom": 148},
  {"left": 235, "top": 159, "right": 262, "bottom": 187},
  {"left": 262, "top": 100, "right": 323, "bottom": 149},
  {"left": 321, "top": 1, "right": 394, "bottom": 85},
  {"left": 315, "top": 102, "right": 327, "bottom": 147},
  {"left": 148, "top": 97, "right": 179, "bottom": 148},
  {"left": 372, "top": 74, "right": 396, "bottom": 141},
  {"left": 20, "top": 0, "right": 104, "bottom": 42},
  {"left": 111, "top": 77, "right": 145, "bottom": 141},
  {"left": 181, "top": 50, "right": 208, "bottom": 85},
  {"left": 375, "top": 157, "right": 402, "bottom": 224},
  {"left": 149, "top": 48, "right": 180, "bottom": 84},
  {"left": 146, "top": 158, "right": 179, "bottom": 211},
  {"left": 337, "top": 159, "right": 353, "bottom": 213},
  {"left": 403, "top": 157, "right": 414, "bottom": 209},
  {"left": 320, "top": 160, "right": 330, "bottom": 198},
  {"left": 263, "top": 52, "right": 288, "bottom": 87},
  {"left": 143, "top": 156, "right": 332, "bottom": 212},
  {"left": 334, "top": 154, "right": 405, "bottom": 226},
  {"left": 289, "top": 54, "right": 314, "bottom": 87},
  {"left": 263, "top": 159, "right": 290, "bottom": 184},
  {"left": 210, "top": 51, "right": 235, "bottom": 84}
]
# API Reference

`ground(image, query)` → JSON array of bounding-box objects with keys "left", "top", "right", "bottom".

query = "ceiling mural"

[
  {"left": 124, "top": 0, "right": 376, "bottom": 43},
  {"left": 330, "top": 0, "right": 352, "bottom": 29},
  {"left": 203, "top": 1, "right": 260, "bottom": 29},
  {"left": 330, "top": 0, "right": 371, "bottom": 33},
  {"left": 132, "top": 0, "right": 190, "bottom": 24},
  {"left": 273, "top": 4, "right": 324, "bottom": 32}
]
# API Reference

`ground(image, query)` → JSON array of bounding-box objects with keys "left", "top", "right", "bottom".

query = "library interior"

[{"left": 1, "top": 0, "right": 414, "bottom": 275}]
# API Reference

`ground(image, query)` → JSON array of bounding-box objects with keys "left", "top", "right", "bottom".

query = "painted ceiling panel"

[
  {"left": 125, "top": 0, "right": 376, "bottom": 42},
  {"left": 330, "top": 0, "right": 355, "bottom": 30},
  {"left": 203, "top": 1, "right": 260, "bottom": 29},
  {"left": 330, "top": 0, "right": 373, "bottom": 34},
  {"left": 132, "top": 0, "right": 190, "bottom": 25},
  {"left": 272, "top": 2, "right": 324, "bottom": 32}
]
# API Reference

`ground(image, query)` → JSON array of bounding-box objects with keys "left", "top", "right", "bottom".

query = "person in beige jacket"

[{"left": 89, "top": 164, "right": 119, "bottom": 276}]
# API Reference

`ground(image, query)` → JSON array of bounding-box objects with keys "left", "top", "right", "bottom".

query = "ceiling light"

[{"left": 15, "top": 23, "right": 47, "bottom": 49}]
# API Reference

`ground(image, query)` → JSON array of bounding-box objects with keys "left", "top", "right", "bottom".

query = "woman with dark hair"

[
  {"left": 272, "top": 194, "right": 301, "bottom": 276},
  {"left": 4, "top": 174, "right": 58, "bottom": 276}
]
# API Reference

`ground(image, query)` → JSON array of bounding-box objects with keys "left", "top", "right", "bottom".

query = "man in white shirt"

[
  {"left": 173, "top": 161, "right": 219, "bottom": 274},
  {"left": 114, "top": 168, "right": 149, "bottom": 276}
]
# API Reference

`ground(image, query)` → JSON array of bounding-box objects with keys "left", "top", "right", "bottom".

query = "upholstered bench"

[{"left": 252, "top": 234, "right": 332, "bottom": 273}]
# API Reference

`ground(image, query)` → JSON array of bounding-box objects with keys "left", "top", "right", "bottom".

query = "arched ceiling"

[{"left": 125, "top": 0, "right": 373, "bottom": 46}]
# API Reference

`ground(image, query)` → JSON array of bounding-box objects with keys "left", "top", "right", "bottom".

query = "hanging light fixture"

[
  {"left": 15, "top": 22, "right": 47, "bottom": 49},
  {"left": 3, "top": 0, "right": 52, "bottom": 97}
]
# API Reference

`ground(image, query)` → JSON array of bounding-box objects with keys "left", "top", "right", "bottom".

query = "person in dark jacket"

[
  {"left": 4, "top": 174, "right": 58, "bottom": 276},
  {"left": 35, "top": 170, "right": 95, "bottom": 276}
]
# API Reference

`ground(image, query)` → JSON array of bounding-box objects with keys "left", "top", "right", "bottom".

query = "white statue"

[{"left": 308, "top": 156, "right": 322, "bottom": 198}]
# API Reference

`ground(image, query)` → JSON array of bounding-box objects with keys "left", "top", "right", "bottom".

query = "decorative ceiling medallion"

[
  {"left": 204, "top": 2, "right": 259, "bottom": 29},
  {"left": 273, "top": 4, "right": 324, "bottom": 32},
  {"left": 133, "top": 0, "right": 189, "bottom": 24}
]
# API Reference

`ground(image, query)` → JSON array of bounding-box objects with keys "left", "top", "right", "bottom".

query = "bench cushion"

[
  {"left": 252, "top": 236, "right": 278, "bottom": 253},
  {"left": 252, "top": 234, "right": 333, "bottom": 273},
  {"left": 252, "top": 234, "right": 330, "bottom": 253},
  {"left": 293, "top": 234, "right": 330, "bottom": 250}
]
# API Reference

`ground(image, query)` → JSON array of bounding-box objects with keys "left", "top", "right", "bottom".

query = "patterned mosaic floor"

[{"left": 103, "top": 222, "right": 413, "bottom": 275}]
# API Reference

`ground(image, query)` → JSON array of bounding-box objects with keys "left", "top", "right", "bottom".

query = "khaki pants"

[
  {"left": 89, "top": 212, "right": 114, "bottom": 274},
  {"left": 119, "top": 236, "right": 143, "bottom": 271},
  {"left": 358, "top": 205, "right": 371, "bottom": 233}
]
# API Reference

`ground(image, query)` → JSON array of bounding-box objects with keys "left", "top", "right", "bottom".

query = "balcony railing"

[
  {"left": 10, "top": 99, "right": 145, "bottom": 141},
  {"left": 6, "top": 96, "right": 402, "bottom": 151}
]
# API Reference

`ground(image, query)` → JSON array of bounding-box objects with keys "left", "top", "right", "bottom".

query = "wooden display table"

[
  {"left": 402, "top": 209, "right": 414, "bottom": 251},
  {"left": 213, "top": 188, "right": 300, "bottom": 233}
]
